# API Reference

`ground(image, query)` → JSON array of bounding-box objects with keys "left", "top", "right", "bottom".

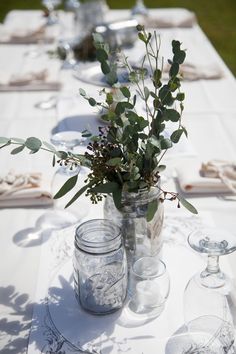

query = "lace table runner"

[{"left": 28, "top": 212, "right": 221, "bottom": 354}]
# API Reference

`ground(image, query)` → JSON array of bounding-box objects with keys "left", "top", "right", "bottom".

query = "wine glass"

[
  {"left": 58, "top": 39, "right": 77, "bottom": 69},
  {"left": 183, "top": 227, "right": 236, "bottom": 353},
  {"left": 42, "top": 0, "right": 62, "bottom": 25},
  {"left": 165, "top": 315, "right": 235, "bottom": 354},
  {"left": 187, "top": 228, "right": 236, "bottom": 289},
  {"left": 131, "top": 0, "right": 148, "bottom": 17},
  {"left": 65, "top": 0, "right": 80, "bottom": 12},
  {"left": 37, "top": 131, "right": 89, "bottom": 230}
]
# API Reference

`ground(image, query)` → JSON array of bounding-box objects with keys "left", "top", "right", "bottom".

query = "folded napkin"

[
  {"left": 0, "top": 10, "right": 59, "bottom": 44},
  {"left": 0, "top": 55, "right": 61, "bottom": 92},
  {"left": 0, "top": 171, "right": 53, "bottom": 207},
  {"left": 176, "top": 159, "right": 236, "bottom": 194},
  {"left": 0, "top": 23, "right": 55, "bottom": 45},
  {"left": 164, "top": 63, "right": 224, "bottom": 81},
  {"left": 143, "top": 9, "right": 197, "bottom": 28}
]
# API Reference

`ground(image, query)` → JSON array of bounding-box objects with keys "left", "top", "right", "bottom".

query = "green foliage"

[{"left": 0, "top": 26, "right": 197, "bottom": 217}]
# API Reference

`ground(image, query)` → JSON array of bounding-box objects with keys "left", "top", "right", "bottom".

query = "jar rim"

[
  {"left": 75, "top": 218, "right": 122, "bottom": 254},
  {"left": 132, "top": 257, "right": 166, "bottom": 279}
]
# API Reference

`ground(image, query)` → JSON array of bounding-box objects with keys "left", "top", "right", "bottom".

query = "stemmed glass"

[
  {"left": 186, "top": 228, "right": 236, "bottom": 289},
  {"left": 37, "top": 130, "right": 89, "bottom": 230},
  {"left": 165, "top": 316, "right": 235, "bottom": 353},
  {"left": 131, "top": 0, "right": 148, "bottom": 17},
  {"left": 42, "top": 0, "right": 62, "bottom": 25},
  {"left": 183, "top": 227, "right": 236, "bottom": 353}
]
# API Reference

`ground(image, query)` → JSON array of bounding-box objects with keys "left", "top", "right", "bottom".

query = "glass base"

[{"left": 200, "top": 270, "right": 227, "bottom": 289}]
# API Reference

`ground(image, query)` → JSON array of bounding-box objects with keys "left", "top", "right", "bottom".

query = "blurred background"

[{"left": 0, "top": 0, "right": 235, "bottom": 76}]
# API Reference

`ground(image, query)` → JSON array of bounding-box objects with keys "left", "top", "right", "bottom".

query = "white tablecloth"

[{"left": 0, "top": 8, "right": 236, "bottom": 354}]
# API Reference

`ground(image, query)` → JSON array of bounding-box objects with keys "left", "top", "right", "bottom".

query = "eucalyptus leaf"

[
  {"left": 106, "top": 157, "right": 122, "bottom": 166},
  {"left": 43, "top": 141, "right": 56, "bottom": 152},
  {"left": 79, "top": 88, "right": 87, "bottom": 97},
  {"left": 65, "top": 183, "right": 90, "bottom": 208},
  {"left": 171, "top": 129, "right": 184, "bottom": 143},
  {"left": 54, "top": 174, "right": 78, "bottom": 199},
  {"left": 112, "top": 187, "right": 122, "bottom": 209},
  {"left": 179, "top": 196, "right": 198, "bottom": 214},
  {"left": 176, "top": 92, "right": 185, "bottom": 101},
  {"left": 11, "top": 145, "right": 25, "bottom": 155},
  {"left": 88, "top": 97, "right": 97, "bottom": 106},
  {"left": 160, "top": 138, "right": 172, "bottom": 150},
  {"left": 52, "top": 154, "right": 56, "bottom": 167},
  {"left": 25, "top": 137, "right": 42, "bottom": 152},
  {"left": 96, "top": 48, "right": 108, "bottom": 62},
  {"left": 144, "top": 87, "right": 150, "bottom": 100},
  {"left": 0, "top": 137, "right": 10, "bottom": 144},
  {"left": 163, "top": 109, "right": 180, "bottom": 122},
  {"left": 170, "top": 62, "right": 179, "bottom": 77},
  {"left": 173, "top": 50, "right": 186, "bottom": 64},
  {"left": 11, "top": 137, "right": 25, "bottom": 143},
  {"left": 92, "top": 181, "right": 119, "bottom": 194},
  {"left": 120, "top": 87, "right": 131, "bottom": 98},
  {"left": 101, "top": 61, "right": 110, "bottom": 75},
  {"left": 146, "top": 199, "right": 158, "bottom": 222}
]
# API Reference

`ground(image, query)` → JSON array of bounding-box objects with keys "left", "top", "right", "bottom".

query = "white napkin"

[
  {"left": 163, "top": 63, "right": 224, "bottom": 81},
  {"left": 0, "top": 54, "right": 61, "bottom": 91},
  {"left": 0, "top": 10, "right": 59, "bottom": 44},
  {"left": 176, "top": 159, "right": 236, "bottom": 194},
  {"left": 0, "top": 171, "right": 53, "bottom": 207},
  {"left": 144, "top": 8, "right": 197, "bottom": 28}
]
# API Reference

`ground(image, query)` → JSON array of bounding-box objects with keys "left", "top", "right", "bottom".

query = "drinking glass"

[
  {"left": 37, "top": 131, "right": 89, "bottom": 230},
  {"left": 183, "top": 227, "right": 236, "bottom": 353},
  {"left": 187, "top": 227, "right": 236, "bottom": 289},
  {"left": 42, "top": 0, "right": 62, "bottom": 25},
  {"left": 131, "top": 0, "right": 148, "bottom": 17},
  {"left": 128, "top": 256, "right": 170, "bottom": 319},
  {"left": 166, "top": 315, "right": 235, "bottom": 354}
]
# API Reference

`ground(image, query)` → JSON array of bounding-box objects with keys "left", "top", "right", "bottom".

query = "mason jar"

[
  {"left": 74, "top": 219, "right": 127, "bottom": 314},
  {"left": 104, "top": 186, "right": 164, "bottom": 264}
]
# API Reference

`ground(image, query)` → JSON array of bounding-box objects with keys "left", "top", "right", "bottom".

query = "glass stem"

[{"left": 205, "top": 255, "right": 220, "bottom": 274}]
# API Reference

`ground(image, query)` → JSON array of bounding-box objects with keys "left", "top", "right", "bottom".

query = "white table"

[{"left": 0, "top": 8, "right": 236, "bottom": 354}]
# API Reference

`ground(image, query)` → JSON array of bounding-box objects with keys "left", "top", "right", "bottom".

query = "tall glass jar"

[
  {"left": 74, "top": 219, "right": 127, "bottom": 314},
  {"left": 104, "top": 187, "right": 164, "bottom": 264}
]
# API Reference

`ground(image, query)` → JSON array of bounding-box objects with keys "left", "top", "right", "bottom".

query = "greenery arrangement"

[{"left": 0, "top": 25, "right": 197, "bottom": 220}]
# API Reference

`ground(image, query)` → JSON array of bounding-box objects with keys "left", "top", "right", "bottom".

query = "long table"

[{"left": 0, "top": 8, "right": 236, "bottom": 354}]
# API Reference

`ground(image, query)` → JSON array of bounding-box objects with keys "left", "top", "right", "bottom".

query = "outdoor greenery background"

[{"left": 0, "top": 0, "right": 235, "bottom": 76}]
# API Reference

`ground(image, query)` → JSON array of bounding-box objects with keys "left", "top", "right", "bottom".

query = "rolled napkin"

[
  {"left": 164, "top": 63, "right": 224, "bottom": 81},
  {"left": 176, "top": 159, "right": 236, "bottom": 194},
  {"left": 0, "top": 55, "right": 61, "bottom": 91},
  {"left": 0, "top": 170, "right": 53, "bottom": 207},
  {"left": 0, "top": 10, "right": 58, "bottom": 44},
  {"left": 143, "top": 8, "right": 197, "bottom": 28},
  {"left": 0, "top": 24, "right": 54, "bottom": 44}
]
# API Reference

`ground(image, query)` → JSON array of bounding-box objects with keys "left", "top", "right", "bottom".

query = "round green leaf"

[
  {"left": 25, "top": 137, "right": 42, "bottom": 152},
  {"left": 88, "top": 98, "right": 97, "bottom": 106}
]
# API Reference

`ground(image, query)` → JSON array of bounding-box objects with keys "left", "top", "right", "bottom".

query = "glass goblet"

[
  {"left": 131, "top": 0, "right": 148, "bottom": 17},
  {"left": 42, "top": 0, "right": 61, "bottom": 25},
  {"left": 37, "top": 131, "right": 89, "bottom": 230},
  {"left": 187, "top": 227, "right": 236, "bottom": 289},
  {"left": 183, "top": 228, "right": 236, "bottom": 353},
  {"left": 165, "top": 315, "right": 235, "bottom": 354}
]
